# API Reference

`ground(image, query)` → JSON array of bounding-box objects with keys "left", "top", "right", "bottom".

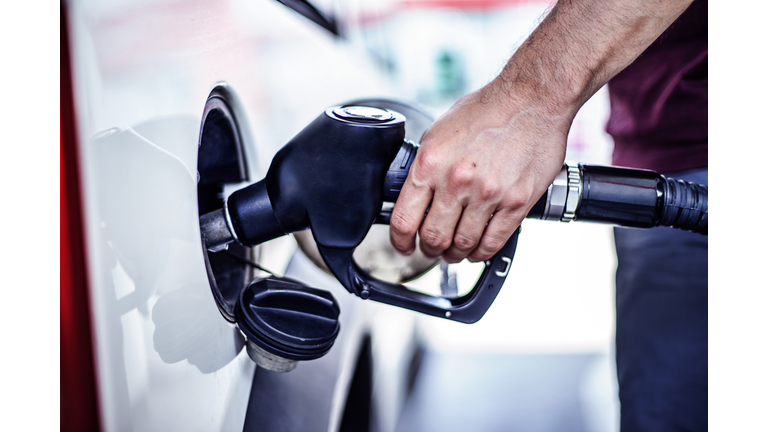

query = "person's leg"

[{"left": 614, "top": 168, "right": 708, "bottom": 432}]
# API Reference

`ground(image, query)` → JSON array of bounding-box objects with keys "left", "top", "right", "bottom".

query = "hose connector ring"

[{"left": 561, "top": 163, "right": 582, "bottom": 222}]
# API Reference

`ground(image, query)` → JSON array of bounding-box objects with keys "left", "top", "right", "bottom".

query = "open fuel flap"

[
  {"left": 197, "top": 84, "right": 340, "bottom": 372},
  {"left": 197, "top": 84, "right": 255, "bottom": 323}
]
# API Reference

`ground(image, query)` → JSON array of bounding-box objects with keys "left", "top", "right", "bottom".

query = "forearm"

[
  {"left": 492, "top": 0, "right": 694, "bottom": 119},
  {"left": 390, "top": 0, "right": 696, "bottom": 262}
]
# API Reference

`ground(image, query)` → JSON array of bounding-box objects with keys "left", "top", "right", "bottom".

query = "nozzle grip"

[
  {"left": 317, "top": 227, "right": 520, "bottom": 323},
  {"left": 382, "top": 140, "right": 418, "bottom": 202},
  {"left": 381, "top": 141, "right": 550, "bottom": 218}
]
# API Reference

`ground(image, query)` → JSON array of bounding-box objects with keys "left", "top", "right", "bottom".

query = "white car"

[
  {"left": 60, "top": 0, "right": 630, "bottom": 430},
  {"left": 61, "top": 1, "right": 432, "bottom": 430}
]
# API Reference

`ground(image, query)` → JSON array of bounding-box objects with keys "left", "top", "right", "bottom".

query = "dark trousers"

[{"left": 613, "top": 168, "right": 708, "bottom": 432}]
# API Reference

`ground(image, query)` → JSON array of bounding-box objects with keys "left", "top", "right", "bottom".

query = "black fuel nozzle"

[
  {"left": 200, "top": 103, "right": 707, "bottom": 328},
  {"left": 201, "top": 105, "right": 520, "bottom": 323},
  {"left": 201, "top": 105, "right": 406, "bottom": 251}
]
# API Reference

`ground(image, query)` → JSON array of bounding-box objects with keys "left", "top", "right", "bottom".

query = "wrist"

[
  {"left": 476, "top": 70, "right": 576, "bottom": 136},
  {"left": 488, "top": 53, "right": 587, "bottom": 125}
]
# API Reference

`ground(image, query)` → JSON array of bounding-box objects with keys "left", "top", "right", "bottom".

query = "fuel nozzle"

[
  {"left": 200, "top": 104, "right": 707, "bottom": 333},
  {"left": 199, "top": 177, "right": 286, "bottom": 253},
  {"left": 200, "top": 208, "right": 235, "bottom": 252}
]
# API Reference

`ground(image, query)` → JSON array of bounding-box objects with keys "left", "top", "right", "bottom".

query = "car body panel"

[{"left": 66, "top": 0, "right": 416, "bottom": 430}]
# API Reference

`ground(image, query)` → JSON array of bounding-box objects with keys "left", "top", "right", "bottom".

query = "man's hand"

[
  {"left": 390, "top": 85, "right": 569, "bottom": 263},
  {"left": 389, "top": 0, "right": 693, "bottom": 262}
]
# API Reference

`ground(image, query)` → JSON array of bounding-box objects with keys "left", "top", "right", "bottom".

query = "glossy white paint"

[
  {"left": 83, "top": 124, "right": 254, "bottom": 431},
  {"left": 67, "top": 0, "right": 412, "bottom": 430}
]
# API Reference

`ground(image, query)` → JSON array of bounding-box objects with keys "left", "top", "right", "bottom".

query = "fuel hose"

[{"left": 525, "top": 163, "right": 708, "bottom": 235}]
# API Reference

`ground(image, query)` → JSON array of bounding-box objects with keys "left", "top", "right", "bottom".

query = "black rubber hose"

[
  {"left": 658, "top": 176, "right": 708, "bottom": 235},
  {"left": 574, "top": 164, "right": 707, "bottom": 235}
]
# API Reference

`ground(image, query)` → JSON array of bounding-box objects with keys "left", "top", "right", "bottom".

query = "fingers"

[
  {"left": 441, "top": 202, "right": 495, "bottom": 263},
  {"left": 417, "top": 188, "right": 464, "bottom": 258},
  {"left": 387, "top": 87, "right": 564, "bottom": 263},
  {"left": 393, "top": 180, "right": 527, "bottom": 262},
  {"left": 390, "top": 172, "right": 433, "bottom": 255},
  {"left": 391, "top": 149, "right": 525, "bottom": 261},
  {"left": 467, "top": 208, "right": 524, "bottom": 262}
]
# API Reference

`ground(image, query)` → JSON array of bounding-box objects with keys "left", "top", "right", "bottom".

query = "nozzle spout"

[{"left": 200, "top": 208, "right": 235, "bottom": 252}]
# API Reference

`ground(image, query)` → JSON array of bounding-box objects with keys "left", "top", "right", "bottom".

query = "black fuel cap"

[{"left": 236, "top": 278, "right": 340, "bottom": 369}]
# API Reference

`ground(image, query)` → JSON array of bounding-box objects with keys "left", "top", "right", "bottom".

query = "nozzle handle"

[
  {"left": 382, "top": 140, "right": 418, "bottom": 202},
  {"left": 317, "top": 226, "right": 520, "bottom": 324},
  {"left": 381, "top": 141, "right": 549, "bottom": 218}
]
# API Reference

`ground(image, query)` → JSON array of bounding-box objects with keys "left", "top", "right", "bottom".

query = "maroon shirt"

[{"left": 607, "top": 0, "right": 707, "bottom": 173}]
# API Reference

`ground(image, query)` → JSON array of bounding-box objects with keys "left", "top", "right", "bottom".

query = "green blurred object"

[{"left": 435, "top": 50, "right": 465, "bottom": 99}]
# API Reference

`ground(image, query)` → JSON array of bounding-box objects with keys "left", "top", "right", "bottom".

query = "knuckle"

[
  {"left": 503, "top": 190, "right": 529, "bottom": 210},
  {"left": 447, "top": 163, "right": 474, "bottom": 188},
  {"left": 390, "top": 212, "right": 417, "bottom": 237},
  {"left": 453, "top": 231, "right": 478, "bottom": 251},
  {"left": 414, "top": 150, "right": 440, "bottom": 174},
  {"left": 419, "top": 227, "right": 451, "bottom": 250},
  {"left": 482, "top": 233, "right": 507, "bottom": 254},
  {"left": 478, "top": 180, "right": 500, "bottom": 201}
]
